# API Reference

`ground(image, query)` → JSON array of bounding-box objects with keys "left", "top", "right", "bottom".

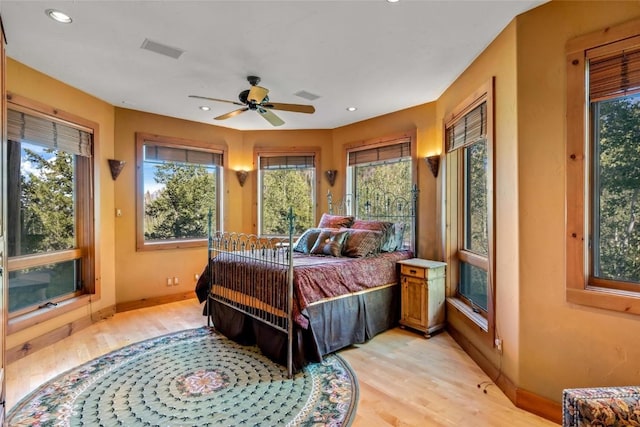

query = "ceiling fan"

[{"left": 189, "top": 76, "right": 315, "bottom": 127}]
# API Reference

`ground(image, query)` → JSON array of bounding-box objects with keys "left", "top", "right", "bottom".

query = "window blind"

[
  {"left": 446, "top": 102, "right": 486, "bottom": 153},
  {"left": 348, "top": 141, "right": 411, "bottom": 166},
  {"left": 7, "top": 109, "right": 92, "bottom": 157},
  {"left": 588, "top": 46, "right": 640, "bottom": 102},
  {"left": 259, "top": 155, "right": 315, "bottom": 170},
  {"left": 144, "top": 145, "right": 223, "bottom": 167}
]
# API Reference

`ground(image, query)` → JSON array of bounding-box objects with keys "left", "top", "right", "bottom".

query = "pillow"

[
  {"left": 317, "top": 213, "right": 354, "bottom": 229},
  {"left": 392, "top": 222, "right": 406, "bottom": 251},
  {"left": 351, "top": 219, "right": 393, "bottom": 232},
  {"left": 293, "top": 228, "right": 323, "bottom": 254},
  {"left": 352, "top": 220, "right": 396, "bottom": 251},
  {"left": 342, "top": 229, "right": 385, "bottom": 258},
  {"left": 310, "top": 230, "right": 349, "bottom": 256}
]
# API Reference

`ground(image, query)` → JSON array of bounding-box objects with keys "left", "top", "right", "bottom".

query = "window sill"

[
  {"left": 8, "top": 294, "right": 92, "bottom": 335},
  {"left": 137, "top": 239, "right": 207, "bottom": 251},
  {"left": 447, "top": 297, "right": 489, "bottom": 333},
  {"left": 566, "top": 287, "right": 640, "bottom": 316}
]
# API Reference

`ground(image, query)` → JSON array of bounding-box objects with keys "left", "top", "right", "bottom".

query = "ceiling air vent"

[
  {"left": 294, "top": 90, "right": 321, "bottom": 101},
  {"left": 140, "top": 38, "right": 184, "bottom": 59}
]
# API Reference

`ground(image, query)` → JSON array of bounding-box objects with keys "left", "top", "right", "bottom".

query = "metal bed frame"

[{"left": 205, "top": 187, "right": 417, "bottom": 378}]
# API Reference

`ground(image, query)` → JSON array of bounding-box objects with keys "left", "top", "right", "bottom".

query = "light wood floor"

[{"left": 6, "top": 299, "right": 558, "bottom": 426}]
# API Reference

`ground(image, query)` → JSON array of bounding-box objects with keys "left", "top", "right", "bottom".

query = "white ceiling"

[{"left": 0, "top": 0, "right": 546, "bottom": 131}]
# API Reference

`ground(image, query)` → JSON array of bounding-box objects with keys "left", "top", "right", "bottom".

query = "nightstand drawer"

[{"left": 400, "top": 264, "right": 426, "bottom": 279}]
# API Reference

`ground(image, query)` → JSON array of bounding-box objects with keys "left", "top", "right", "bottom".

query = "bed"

[{"left": 195, "top": 188, "right": 417, "bottom": 377}]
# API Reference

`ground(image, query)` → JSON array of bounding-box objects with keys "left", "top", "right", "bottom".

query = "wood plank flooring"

[{"left": 6, "top": 299, "right": 558, "bottom": 426}]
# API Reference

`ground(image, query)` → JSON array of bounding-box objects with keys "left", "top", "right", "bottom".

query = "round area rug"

[{"left": 7, "top": 327, "right": 358, "bottom": 426}]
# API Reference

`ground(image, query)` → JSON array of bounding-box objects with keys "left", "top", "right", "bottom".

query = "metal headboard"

[{"left": 327, "top": 184, "right": 418, "bottom": 253}]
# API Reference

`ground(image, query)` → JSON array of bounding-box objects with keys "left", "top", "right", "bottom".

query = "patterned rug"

[{"left": 7, "top": 327, "right": 358, "bottom": 426}]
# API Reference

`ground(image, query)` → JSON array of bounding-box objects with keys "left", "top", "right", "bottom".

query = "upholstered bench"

[{"left": 563, "top": 386, "right": 640, "bottom": 426}]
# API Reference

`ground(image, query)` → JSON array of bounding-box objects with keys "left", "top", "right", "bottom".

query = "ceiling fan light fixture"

[
  {"left": 192, "top": 75, "right": 315, "bottom": 127},
  {"left": 45, "top": 9, "right": 72, "bottom": 24}
]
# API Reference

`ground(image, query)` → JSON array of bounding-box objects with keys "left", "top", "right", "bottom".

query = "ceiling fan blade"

[
  {"left": 189, "top": 95, "right": 245, "bottom": 106},
  {"left": 248, "top": 85, "right": 269, "bottom": 104},
  {"left": 258, "top": 108, "right": 284, "bottom": 127},
  {"left": 214, "top": 108, "right": 249, "bottom": 120},
  {"left": 262, "top": 102, "right": 315, "bottom": 114}
]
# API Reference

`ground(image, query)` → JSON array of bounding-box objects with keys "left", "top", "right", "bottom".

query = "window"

[
  {"left": 566, "top": 20, "right": 640, "bottom": 314},
  {"left": 345, "top": 135, "right": 415, "bottom": 245},
  {"left": 445, "top": 79, "right": 494, "bottom": 333},
  {"left": 257, "top": 151, "right": 317, "bottom": 235},
  {"left": 136, "top": 133, "right": 224, "bottom": 250},
  {"left": 6, "top": 103, "right": 95, "bottom": 316}
]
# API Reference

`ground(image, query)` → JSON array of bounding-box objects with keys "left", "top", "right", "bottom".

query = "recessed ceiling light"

[
  {"left": 346, "top": 107, "right": 357, "bottom": 112},
  {"left": 45, "top": 9, "right": 72, "bottom": 24},
  {"left": 387, "top": 0, "right": 400, "bottom": 3},
  {"left": 199, "top": 106, "right": 211, "bottom": 111}
]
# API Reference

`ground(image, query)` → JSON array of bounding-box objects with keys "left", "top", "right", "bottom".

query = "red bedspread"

[{"left": 195, "top": 250, "right": 413, "bottom": 329}]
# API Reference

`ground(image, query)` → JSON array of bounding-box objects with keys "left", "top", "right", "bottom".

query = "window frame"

[
  {"left": 566, "top": 19, "right": 640, "bottom": 314},
  {"left": 6, "top": 93, "right": 99, "bottom": 334},
  {"left": 135, "top": 132, "right": 225, "bottom": 251},
  {"left": 444, "top": 79, "right": 495, "bottom": 340},
  {"left": 345, "top": 133, "right": 417, "bottom": 202},
  {"left": 254, "top": 146, "right": 320, "bottom": 236}
]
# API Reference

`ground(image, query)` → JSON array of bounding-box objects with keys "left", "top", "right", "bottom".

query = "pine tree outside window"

[
  {"left": 566, "top": 20, "right": 640, "bottom": 314},
  {"left": 345, "top": 136, "right": 415, "bottom": 248},
  {"left": 6, "top": 103, "right": 95, "bottom": 316},
  {"left": 257, "top": 152, "right": 317, "bottom": 236},
  {"left": 136, "top": 133, "right": 224, "bottom": 251}
]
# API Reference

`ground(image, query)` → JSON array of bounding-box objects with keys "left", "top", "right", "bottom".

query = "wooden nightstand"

[{"left": 397, "top": 258, "right": 447, "bottom": 338}]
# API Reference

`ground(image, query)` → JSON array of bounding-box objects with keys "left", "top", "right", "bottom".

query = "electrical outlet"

[
  {"left": 174, "top": 277, "right": 179, "bottom": 286},
  {"left": 166, "top": 277, "right": 173, "bottom": 286},
  {"left": 495, "top": 338, "right": 503, "bottom": 353}
]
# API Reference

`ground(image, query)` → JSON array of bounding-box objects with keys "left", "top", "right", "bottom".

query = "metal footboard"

[{"left": 206, "top": 209, "right": 295, "bottom": 377}]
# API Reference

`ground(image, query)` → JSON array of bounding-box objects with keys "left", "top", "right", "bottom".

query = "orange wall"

[
  {"left": 113, "top": 108, "right": 242, "bottom": 304},
  {"left": 332, "top": 102, "right": 439, "bottom": 259},
  {"left": 241, "top": 129, "right": 334, "bottom": 231},
  {"left": 5, "top": 59, "right": 116, "bottom": 348},
  {"left": 7, "top": 0, "right": 640, "bottom": 409},
  {"left": 436, "top": 19, "right": 521, "bottom": 385},
  {"left": 112, "top": 113, "right": 334, "bottom": 304},
  {"left": 516, "top": 1, "right": 640, "bottom": 401},
  {"left": 435, "top": 0, "right": 640, "bottom": 405}
]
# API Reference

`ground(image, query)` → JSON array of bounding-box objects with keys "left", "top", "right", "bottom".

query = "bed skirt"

[{"left": 206, "top": 283, "right": 400, "bottom": 370}]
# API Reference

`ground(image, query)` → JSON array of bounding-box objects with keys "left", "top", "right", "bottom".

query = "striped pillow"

[{"left": 342, "top": 229, "right": 385, "bottom": 258}]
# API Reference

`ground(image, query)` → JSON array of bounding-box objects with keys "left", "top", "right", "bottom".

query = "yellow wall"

[
  {"left": 241, "top": 129, "right": 334, "bottom": 229},
  {"left": 437, "top": 18, "right": 522, "bottom": 385},
  {"left": 435, "top": 0, "right": 640, "bottom": 405},
  {"left": 7, "top": 0, "right": 640, "bottom": 410},
  {"left": 113, "top": 113, "right": 334, "bottom": 304},
  {"left": 516, "top": 1, "right": 640, "bottom": 401},
  {"left": 113, "top": 108, "right": 243, "bottom": 303},
  {"left": 5, "top": 59, "right": 116, "bottom": 348},
  {"left": 332, "top": 102, "right": 439, "bottom": 259}
]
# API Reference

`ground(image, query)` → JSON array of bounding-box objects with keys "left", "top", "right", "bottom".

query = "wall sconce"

[
  {"left": 108, "top": 159, "right": 126, "bottom": 181},
  {"left": 236, "top": 170, "right": 248, "bottom": 187},
  {"left": 325, "top": 170, "right": 337, "bottom": 187},
  {"left": 426, "top": 155, "right": 440, "bottom": 178}
]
